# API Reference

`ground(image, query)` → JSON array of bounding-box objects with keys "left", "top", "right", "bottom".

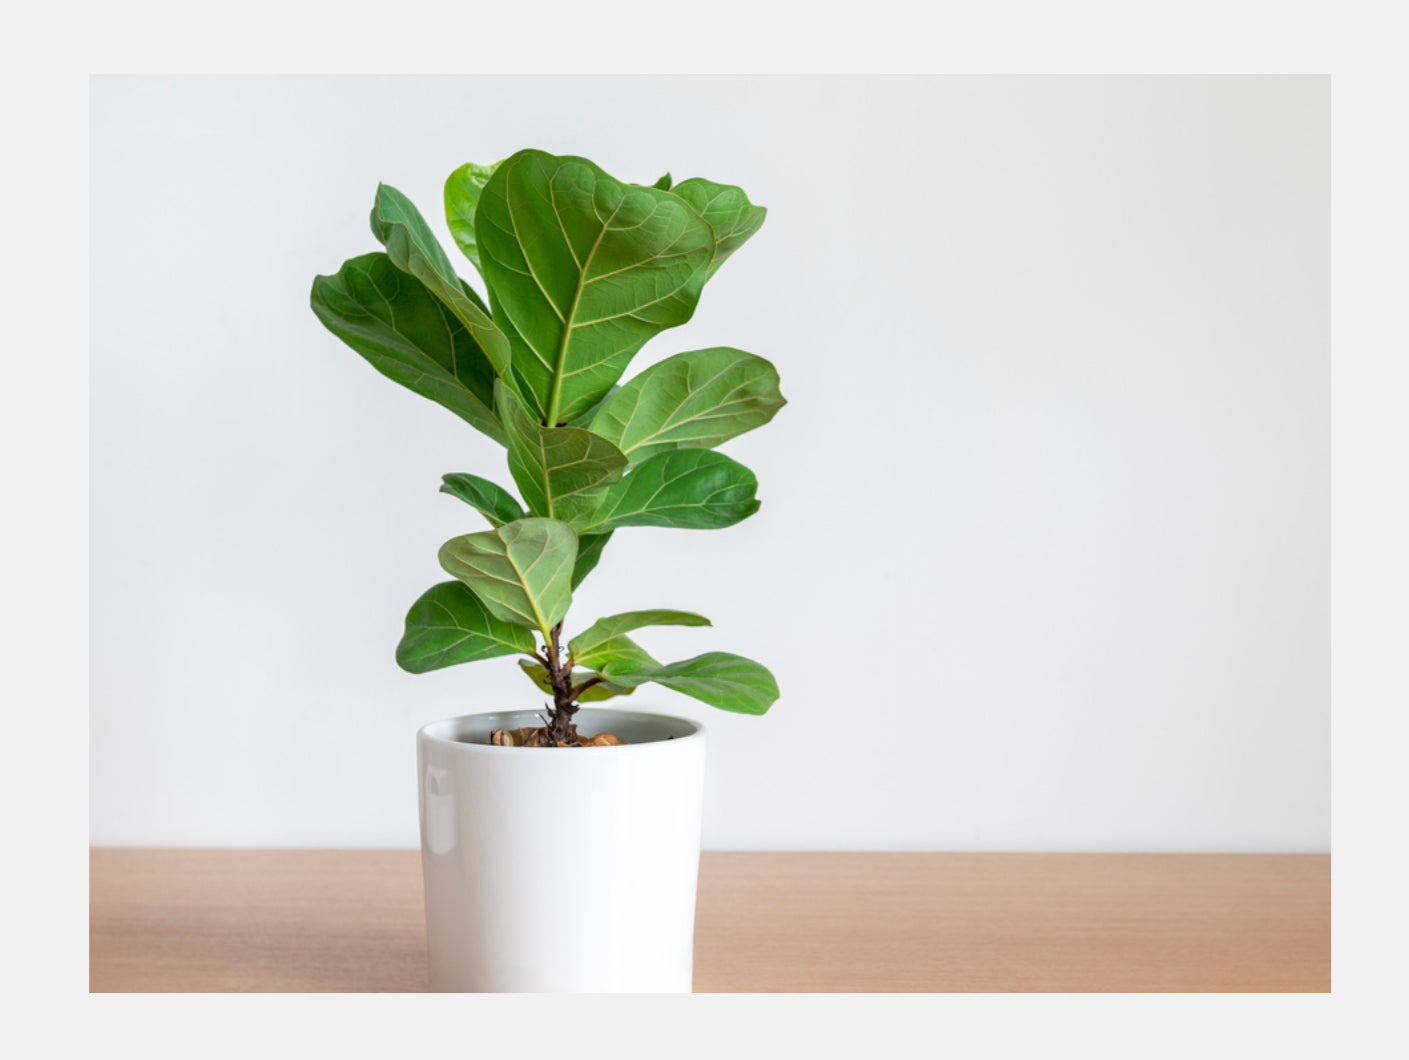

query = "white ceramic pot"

[{"left": 417, "top": 707, "right": 707, "bottom": 992}]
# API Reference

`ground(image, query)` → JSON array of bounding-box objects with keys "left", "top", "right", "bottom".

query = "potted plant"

[{"left": 310, "top": 149, "right": 784, "bottom": 992}]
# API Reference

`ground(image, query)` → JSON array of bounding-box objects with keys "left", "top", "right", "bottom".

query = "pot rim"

[{"left": 417, "top": 706, "right": 706, "bottom": 753}]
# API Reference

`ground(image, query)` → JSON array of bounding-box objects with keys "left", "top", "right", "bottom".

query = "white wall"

[{"left": 90, "top": 76, "right": 1328, "bottom": 851}]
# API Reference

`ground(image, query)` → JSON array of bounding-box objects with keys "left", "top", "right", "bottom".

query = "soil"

[{"left": 489, "top": 725, "right": 625, "bottom": 748}]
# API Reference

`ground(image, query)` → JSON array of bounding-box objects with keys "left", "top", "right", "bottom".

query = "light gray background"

[{"left": 90, "top": 76, "right": 1328, "bottom": 850}]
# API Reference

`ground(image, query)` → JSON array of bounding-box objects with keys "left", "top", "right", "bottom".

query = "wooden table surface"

[{"left": 89, "top": 850, "right": 1329, "bottom": 992}]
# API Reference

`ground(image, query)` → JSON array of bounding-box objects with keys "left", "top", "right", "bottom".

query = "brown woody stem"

[
  {"left": 542, "top": 622, "right": 578, "bottom": 745},
  {"left": 569, "top": 675, "right": 605, "bottom": 700}
]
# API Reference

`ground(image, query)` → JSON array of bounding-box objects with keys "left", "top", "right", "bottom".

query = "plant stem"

[
  {"left": 542, "top": 621, "right": 578, "bottom": 745},
  {"left": 569, "top": 675, "right": 604, "bottom": 699}
]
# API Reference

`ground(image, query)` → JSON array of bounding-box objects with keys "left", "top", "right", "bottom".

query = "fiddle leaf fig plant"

[{"left": 311, "top": 149, "right": 784, "bottom": 746}]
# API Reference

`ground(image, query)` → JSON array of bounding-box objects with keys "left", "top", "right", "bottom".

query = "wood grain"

[
  {"left": 89, "top": 849, "right": 1328, "bottom": 992},
  {"left": 694, "top": 852, "right": 1328, "bottom": 992}
]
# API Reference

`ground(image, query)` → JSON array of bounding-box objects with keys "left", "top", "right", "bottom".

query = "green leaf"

[
  {"left": 652, "top": 172, "right": 673, "bottom": 191},
  {"left": 582, "top": 449, "right": 760, "bottom": 531},
  {"left": 572, "top": 633, "right": 658, "bottom": 673},
  {"left": 438, "top": 517, "right": 577, "bottom": 638},
  {"left": 572, "top": 531, "right": 612, "bottom": 588},
  {"left": 589, "top": 346, "right": 785, "bottom": 464},
  {"left": 566, "top": 385, "right": 620, "bottom": 428},
  {"left": 602, "top": 651, "right": 779, "bottom": 715},
  {"left": 476, "top": 149, "right": 717, "bottom": 425},
  {"left": 370, "top": 183, "right": 512, "bottom": 376},
  {"left": 517, "top": 659, "right": 636, "bottom": 702},
  {"left": 497, "top": 381, "right": 628, "bottom": 527},
  {"left": 672, "top": 177, "right": 767, "bottom": 278},
  {"left": 444, "top": 161, "right": 498, "bottom": 271},
  {"left": 439, "top": 473, "right": 525, "bottom": 528},
  {"left": 568, "top": 609, "right": 712, "bottom": 661},
  {"left": 310, "top": 253, "right": 504, "bottom": 444},
  {"left": 397, "top": 580, "right": 536, "bottom": 673}
]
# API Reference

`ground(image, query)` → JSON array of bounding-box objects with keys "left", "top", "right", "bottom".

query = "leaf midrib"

[
  {"left": 502, "top": 538, "right": 554, "bottom": 639},
  {"left": 545, "top": 197, "right": 620, "bottom": 426},
  {"left": 614, "top": 362, "right": 758, "bottom": 456}
]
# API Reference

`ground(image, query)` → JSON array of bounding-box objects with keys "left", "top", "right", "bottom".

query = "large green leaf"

[
  {"left": 440, "top": 473, "right": 525, "bottom": 528},
  {"left": 672, "top": 177, "right": 767, "bottom": 278},
  {"left": 370, "top": 183, "right": 511, "bottom": 376},
  {"left": 476, "top": 149, "right": 717, "bottom": 425},
  {"left": 602, "top": 652, "right": 779, "bottom": 715},
  {"left": 444, "top": 161, "right": 497, "bottom": 272},
  {"left": 572, "top": 531, "right": 612, "bottom": 588},
  {"left": 396, "top": 580, "right": 536, "bottom": 673},
  {"left": 438, "top": 517, "right": 577, "bottom": 639},
  {"left": 582, "top": 449, "right": 760, "bottom": 531},
  {"left": 497, "top": 381, "right": 627, "bottom": 527},
  {"left": 589, "top": 347, "right": 785, "bottom": 464},
  {"left": 310, "top": 252, "right": 504, "bottom": 443},
  {"left": 568, "top": 609, "right": 712, "bottom": 661},
  {"left": 516, "top": 659, "right": 635, "bottom": 702}
]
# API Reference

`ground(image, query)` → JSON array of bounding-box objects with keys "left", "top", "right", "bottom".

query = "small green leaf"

[
  {"left": 583, "top": 449, "right": 760, "bottom": 531},
  {"left": 569, "top": 610, "right": 711, "bottom": 661},
  {"left": 440, "top": 473, "right": 525, "bottom": 528},
  {"left": 498, "top": 380, "right": 628, "bottom": 527},
  {"left": 438, "top": 517, "right": 577, "bottom": 638},
  {"left": 573, "top": 633, "right": 658, "bottom": 673},
  {"left": 517, "top": 659, "right": 635, "bottom": 702},
  {"left": 652, "top": 172, "right": 673, "bottom": 191},
  {"left": 370, "top": 183, "right": 511, "bottom": 376},
  {"left": 566, "top": 385, "right": 620, "bottom": 428},
  {"left": 397, "top": 581, "right": 536, "bottom": 673},
  {"left": 310, "top": 253, "right": 504, "bottom": 444},
  {"left": 589, "top": 346, "right": 785, "bottom": 464},
  {"left": 672, "top": 177, "right": 767, "bottom": 279},
  {"left": 572, "top": 531, "right": 612, "bottom": 588},
  {"left": 444, "top": 161, "right": 498, "bottom": 271},
  {"left": 602, "top": 651, "right": 779, "bottom": 715}
]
